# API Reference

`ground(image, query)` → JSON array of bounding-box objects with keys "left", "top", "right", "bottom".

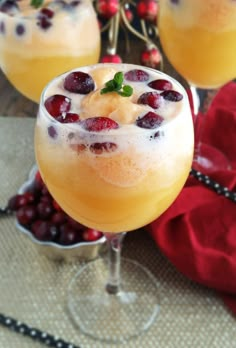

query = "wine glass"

[
  {"left": 158, "top": 0, "right": 236, "bottom": 172},
  {"left": 0, "top": 0, "right": 101, "bottom": 103},
  {"left": 34, "top": 63, "right": 194, "bottom": 342}
]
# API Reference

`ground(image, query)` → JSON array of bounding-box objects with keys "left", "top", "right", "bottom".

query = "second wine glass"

[
  {"left": 0, "top": 0, "right": 101, "bottom": 103},
  {"left": 158, "top": 0, "right": 236, "bottom": 172}
]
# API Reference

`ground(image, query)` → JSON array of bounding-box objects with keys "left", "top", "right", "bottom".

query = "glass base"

[
  {"left": 68, "top": 257, "right": 160, "bottom": 343},
  {"left": 193, "top": 143, "right": 231, "bottom": 173}
]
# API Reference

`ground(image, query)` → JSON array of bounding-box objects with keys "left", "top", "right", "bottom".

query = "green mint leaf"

[
  {"left": 105, "top": 80, "right": 115, "bottom": 88},
  {"left": 118, "top": 85, "right": 133, "bottom": 97},
  {"left": 100, "top": 86, "right": 114, "bottom": 94},
  {"left": 123, "top": 85, "right": 133, "bottom": 96},
  {"left": 114, "top": 72, "right": 123, "bottom": 86},
  {"left": 106, "top": 78, "right": 122, "bottom": 91},
  {"left": 31, "top": 0, "right": 44, "bottom": 8},
  {"left": 105, "top": 80, "right": 117, "bottom": 91},
  {"left": 100, "top": 72, "right": 133, "bottom": 97}
]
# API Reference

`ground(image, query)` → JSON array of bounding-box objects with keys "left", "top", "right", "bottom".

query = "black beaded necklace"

[{"left": 190, "top": 168, "right": 236, "bottom": 203}]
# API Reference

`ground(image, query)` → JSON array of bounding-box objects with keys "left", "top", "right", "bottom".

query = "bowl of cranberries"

[{"left": 8, "top": 166, "right": 106, "bottom": 262}]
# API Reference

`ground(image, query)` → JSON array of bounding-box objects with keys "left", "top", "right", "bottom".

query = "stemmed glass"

[
  {"left": 158, "top": 0, "right": 236, "bottom": 172},
  {"left": 0, "top": 0, "right": 101, "bottom": 103},
  {"left": 34, "top": 63, "right": 194, "bottom": 342}
]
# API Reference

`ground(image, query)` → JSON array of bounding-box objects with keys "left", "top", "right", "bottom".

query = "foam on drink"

[{"left": 35, "top": 64, "right": 194, "bottom": 232}]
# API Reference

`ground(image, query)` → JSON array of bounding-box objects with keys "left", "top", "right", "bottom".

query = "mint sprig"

[
  {"left": 100, "top": 72, "right": 133, "bottom": 97},
  {"left": 31, "top": 0, "right": 44, "bottom": 8}
]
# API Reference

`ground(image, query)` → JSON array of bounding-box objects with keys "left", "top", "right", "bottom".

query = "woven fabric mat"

[{"left": 0, "top": 117, "right": 235, "bottom": 348}]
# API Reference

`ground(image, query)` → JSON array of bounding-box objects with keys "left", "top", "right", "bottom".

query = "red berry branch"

[{"left": 96, "top": 0, "right": 162, "bottom": 69}]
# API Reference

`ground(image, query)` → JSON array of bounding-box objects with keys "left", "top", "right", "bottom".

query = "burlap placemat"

[{"left": 0, "top": 117, "right": 235, "bottom": 348}]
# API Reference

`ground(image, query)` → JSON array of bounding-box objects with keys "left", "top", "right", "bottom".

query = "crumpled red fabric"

[{"left": 148, "top": 82, "right": 236, "bottom": 315}]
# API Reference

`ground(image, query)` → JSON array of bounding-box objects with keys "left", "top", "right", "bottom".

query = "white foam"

[{"left": 38, "top": 63, "right": 194, "bottom": 186}]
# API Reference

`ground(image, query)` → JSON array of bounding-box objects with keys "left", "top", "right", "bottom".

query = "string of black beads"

[
  {"left": 190, "top": 168, "right": 236, "bottom": 203},
  {"left": 0, "top": 206, "right": 11, "bottom": 216},
  {"left": 0, "top": 313, "right": 81, "bottom": 348}
]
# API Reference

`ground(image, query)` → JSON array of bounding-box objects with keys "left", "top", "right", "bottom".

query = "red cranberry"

[
  {"left": 82, "top": 117, "right": 119, "bottom": 132},
  {"left": 148, "top": 79, "right": 172, "bottom": 91},
  {"left": 39, "top": 8, "right": 54, "bottom": 19},
  {"left": 44, "top": 94, "right": 71, "bottom": 117},
  {"left": 37, "top": 17, "right": 52, "bottom": 30},
  {"left": 37, "top": 202, "right": 54, "bottom": 220},
  {"left": 16, "top": 205, "right": 37, "bottom": 226},
  {"left": 59, "top": 224, "right": 78, "bottom": 245},
  {"left": 140, "top": 47, "right": 162, "bottom": 69},
  {"left": 89, "top": 142, "right": 117, "bottom": 154},
  {"left": 100, "top": 54, "right": 122, "bottom": 63},
  {"left": 15, "top": 23, "right": 25, "bottom": 36},
  {"left": 124, "top": 8, "right": 133, "bottom": 22},
  {"left": 0, "top": 0, "right": 19, "bottom": 14},
  {"left": 82, "top": 228, "right": 103, "bottom": 242},
  {"left": 51, "top": 212, "right": 67, "bottom": 226},
  {"left": 0, "top": 21, "right": 5, "bottom": 34},
  {"left": 40, "top": 195, "right": 53, "bottom": 205},
  {"left": 35, "top": 171, "right": 44, "bottom": 185},
  {"left": 18, "top": 192, "right": 35, "bottom": 206},
  {"left": 52, "top": 199, "right": 63, "bottom": 211},
  {"left": 31, "top": 221, "right": 58, "bottom": 242},
  {"left": 137, "top": 92, "right": 161, "bottom": 109},
  {"left": 41, "top": 184, "right": 50, "bottom": 196},
  {"left": 64, "top": 71, "right": 95, "bottom": 94},
  {"left": 27, "top": 181, "right": 43, "bottom": 199},
  {"left": 47, "top": 126, "right": 58, "bottom": 139},
  {"left": 124, "top": 69, "right": 149, "bottom": 82},
  {"left": 136, "top": 0, "right": 158, "bottom": 22},
  {"left": 30, "top": 175, "right": 44, "bottom": 195},
  {"left": 136, "top": 112, "right": 164, "bottom": 129},
  {"left": 56, "top": 112, "right": 80, "bottom": 123},
  {"left": 48, "top": 224, "right": 60, "bottom": 241},
  {"left": 7, "top": 193, "right": 35, "bottom": 211},
  {"left": 96, "top": 0, "right": 119, "bottom": 19},
  {"left": 160, "top": 90, "right": 183, "bottom": 102},
  {"left": 67, "top": 216, "right": 84, "bottom": 230},
  {"left": 7, "top": 194, "right": 21, "bottom": 211}
]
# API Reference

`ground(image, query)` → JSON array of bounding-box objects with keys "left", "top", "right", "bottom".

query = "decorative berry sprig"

[
  {"left": 190, "top": 168, "right": 236, "bottom": 203},
  {"left": 100, "top": 71, "right": 133, "bottom": 96},
  {"left": 98, "top": 0, "right": 162, "bottom": 68},
  {"left": 0, "top": 313, "right": 80, "bottom": 348}
]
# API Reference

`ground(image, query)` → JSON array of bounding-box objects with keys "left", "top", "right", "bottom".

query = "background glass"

[
  {"left": 158, "top": 0, "right": 236, "bottom": 172},
  {"left": 0, "top": 0, "right": 101, "bottom": 103}
]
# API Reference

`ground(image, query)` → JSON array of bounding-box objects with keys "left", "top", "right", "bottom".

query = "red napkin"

[{"left": 148, "top": 82, "right": 236, "bottom": 315}]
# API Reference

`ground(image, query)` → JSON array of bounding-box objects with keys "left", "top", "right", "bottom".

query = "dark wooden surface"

[{"left": 0, "top": 39, "right": 187, "bottom": 118}]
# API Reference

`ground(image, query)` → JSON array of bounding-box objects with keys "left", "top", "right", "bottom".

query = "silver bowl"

[{"left": 16, "top": 166, "right": 106, "bottom": 262}]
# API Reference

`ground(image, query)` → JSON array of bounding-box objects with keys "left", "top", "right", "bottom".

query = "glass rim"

[{"left": 39, "top": 62, "right": 191, "bottom": 136}]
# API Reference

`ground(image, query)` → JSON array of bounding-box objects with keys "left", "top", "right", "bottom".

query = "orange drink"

[
  {"left": 0, "top": 0, "right": 100, "bottom": 102},
  {"left": 35, "top": 63, "right": 194, "bottom": 233},
  {"left": 159, "top": 0, "right": 236, "bottom": 88}
]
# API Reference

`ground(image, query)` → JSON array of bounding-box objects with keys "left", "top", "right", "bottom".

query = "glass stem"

[{"left": 104, "top": 232, "right": 126, "bottom": 295}]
